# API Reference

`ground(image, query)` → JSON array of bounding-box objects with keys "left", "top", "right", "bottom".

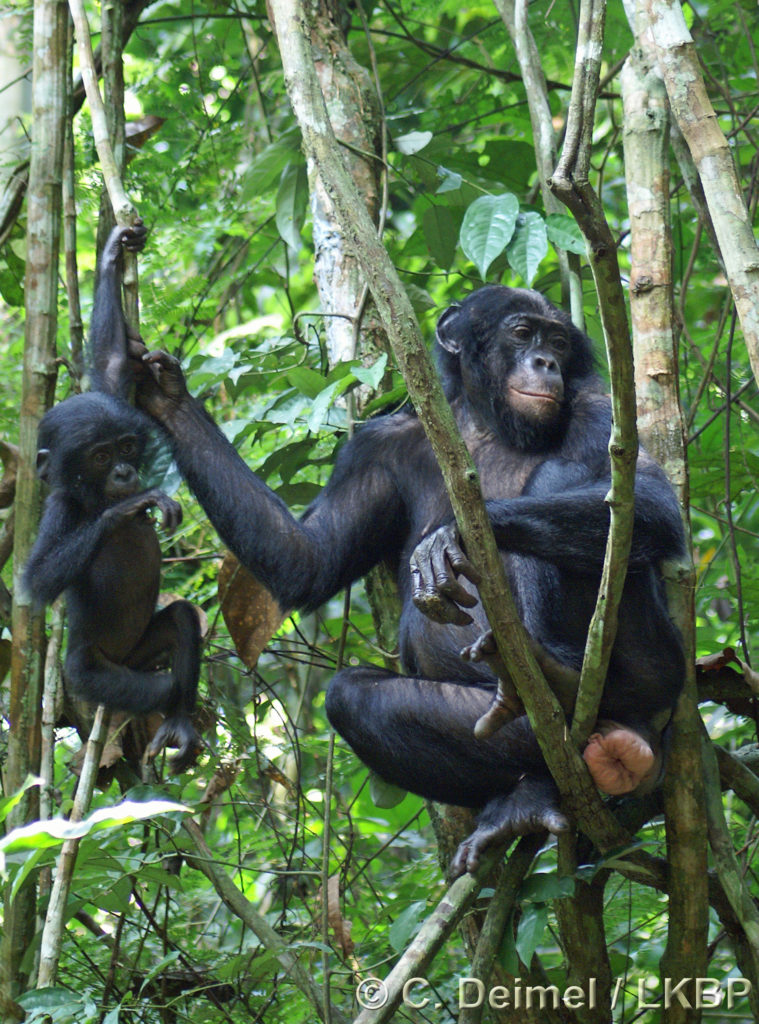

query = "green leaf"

[
  {"left": 0, "top": 776, "right": 41, "bottom": 825},
  {"left": 138, "top": 952, "right": 181, "bottom": 995},
  {"left": 395, "top": 131, "right": 433, "bottom": 155},
  {"left": 515, "top": 903, "right": 549, "bottom": 967},
  {"left": 369, "top": 771, "right": 407, "bottom": 808},
  {"left": 506, "top": 212, "right": 548, "bottom": 284},
  {"left": 240, "top": 134, "right": 301, "bottom": 198},
  {"left": 286, "top": 366, "right": 328, "bottom": 399},
  {"left": 353, "top": 354, "right": 388, "bottom": 389},
  {"left": 546, "top": 213, "right": 586, "bottom": 255},
  {"left": 459, "top": 193, "right": 519, "bottom": 279},
  {"left": 276, "top": 161, "right": 308, "bottom": 250},
  {"left": 519, "top": 871, "right": 575, "bottom": 902},
  {"left": 0, "top": 799, "right": 189, "bottom": 855},
  {"left": 389, "top": 900, "right": 426, "bottom": 953},
  {"left": 423, "top": 205, "right": 459, "bottom": 270},
  {"left": 436, "top": 166, "right": 463, "bottom": 194}
]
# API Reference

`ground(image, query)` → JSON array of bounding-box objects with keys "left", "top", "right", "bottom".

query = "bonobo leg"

[
  {"left": 449, "top": 777, "right": 569, "bottom": 879},
  {"left": 66, "top": 600, "right": 201, "bottom": 773},
  {"left": 127, "top": 600, "right": 202, "bottom": 773},
  {"left": 462, "top": 628, "right": 661, "bottom": 795},
  {"left": 324, "top": 666, "right": 567, "bottom": 874}
]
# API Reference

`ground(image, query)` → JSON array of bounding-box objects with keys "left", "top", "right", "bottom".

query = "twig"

[{"left": 37, "top": 705, "right": 111, "bottom": 987}]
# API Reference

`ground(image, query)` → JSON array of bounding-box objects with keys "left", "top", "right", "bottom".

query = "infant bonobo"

[{"left": 23, "top": 222, "right": 201, "bottom": 773}]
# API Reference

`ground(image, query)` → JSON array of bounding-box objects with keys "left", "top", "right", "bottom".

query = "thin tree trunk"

[
  {"left": 645, "top": 0, "right": 759, "bottom": 388},
  {"left": 621, "top": 39, "right": 709, "bottom": 1024},
  {"left": 0, "top": 0, "right": 66, "bottom": 1011}
]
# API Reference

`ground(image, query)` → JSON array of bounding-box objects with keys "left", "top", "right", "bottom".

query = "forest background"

[{"left": 0, "top": 0, "right": 759, "bottom": 1022}]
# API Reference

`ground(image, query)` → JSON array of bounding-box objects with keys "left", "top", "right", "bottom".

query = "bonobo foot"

[
  {"left": 147, "top": 715, "right": 203, "bottom": 774},
  {"left": 461, "top": 629, "right": 524, "bottom": 737},
  {"left": 449, "top": 775, "right": 568, "bottom": 879},
  {"left": 583, "top": 720, "right": 661, "bottom": 796}
]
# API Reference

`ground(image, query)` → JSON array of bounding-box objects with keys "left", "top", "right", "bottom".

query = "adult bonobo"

[
  {"left": 131, "top": 285, "right": 685, "bottom": 872},
  {"left": 24, "top": 223, "right": 202, "bottom": 773}
]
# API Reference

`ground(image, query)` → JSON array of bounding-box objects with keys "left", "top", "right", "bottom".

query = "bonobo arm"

[
  {"left": 24, "top": 490, "right": 181, "bottom": 607},
  {"left": 411, "top": 461, "right": 684, "bottom": 622},
  {"left": 131, "top": 348, "right": 407, "bottom": 612},
  {"left": 486, "top": 465, "right": 685, "bottom": 572},
  {"left": 89, "top": 221, "right": 147, "bottom": 399}
]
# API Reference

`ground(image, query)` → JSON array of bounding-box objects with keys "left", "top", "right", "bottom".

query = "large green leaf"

[
  {"left": 423, "top": 205, "right": 459, "bottom": 270},
  {"left": 459, "top": 193, "right": 519, "bottom": 279},
  {"left": 546, "top": 213, "right": 586, "bottom": 255},
  {"left": 506, "top": 212, "right": 548, "bottom": 284},
  {"left": 276, "top": 161, "right": 308, "bottom": 250}
]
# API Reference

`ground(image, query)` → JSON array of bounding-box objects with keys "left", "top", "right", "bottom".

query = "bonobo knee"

[{"left": 325, "top": 666, "right": 389, "bottom": 736}]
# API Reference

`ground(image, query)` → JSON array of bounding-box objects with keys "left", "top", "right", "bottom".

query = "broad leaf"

[
  {"left": 459, "top": 194, "right": 519, "bottom": 279},
  {"left": 546, "top": 213, "right": 586, "bottom": 255},
  {"left": 506, "top": 212, "right": 548, "bottom": 284},
  {"left": 276, "top": 161, "right": 308, "bottom": 250}
]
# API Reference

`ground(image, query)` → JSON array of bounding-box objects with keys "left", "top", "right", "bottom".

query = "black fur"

[
  {"left": 141, "top": 285, "right": 686, "bottom": 840},
  {"left": 24, "top": 224, "right": 201, "bottom": 773}
]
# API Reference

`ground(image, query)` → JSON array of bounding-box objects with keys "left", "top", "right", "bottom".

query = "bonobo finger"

[
  {"left": 412, "top": 585, "right": 472, "bottom": 625},
  {"left": 429, "top": 538, "right": 477, "bottom": 608},
  {"left": 161, "top": 500, "right": 183, "bottom": 534},
  {"left": 147, "top": 716, "right": 202, "bottom": 774},
  {"left": 122, "top": 218, "right": 147, "bottom": 251},
  {"left": 142, "top": 349, "right": 180, "bottom": 372},
  {"left": 447, "top": 548, "right": 482, "bottom": 588}
]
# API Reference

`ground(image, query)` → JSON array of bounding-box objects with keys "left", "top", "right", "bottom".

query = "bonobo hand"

[
  {"left": 105, "top": 219, "right": 148, "bottom": 263},
  {"left": 108, "top": 488, "right": 182, "bottom": 534},
  {"left": 129, "top": 342, "right": 190, "bottom": 425},
  {"left": 410, "top": 523, "right": 481, "bottom": 626},
  {"left": 147, "top": 714, "right": 203, "bottom": 774}
]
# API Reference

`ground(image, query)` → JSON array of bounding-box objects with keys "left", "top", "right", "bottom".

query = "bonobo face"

[
  {"left": 435, "top": 286, "right": 594, "bottom": 451},
  {"left": 36, "top": 392, "right": 148, "bottom": 510},
  {"left": 89, "top": 434, "right": 142, "bottom": 503},
  {"left": 489, "top": 311, "right": 569, "bottom": 427}
]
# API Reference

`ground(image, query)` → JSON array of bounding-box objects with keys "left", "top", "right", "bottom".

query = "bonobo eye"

[
  {"left": 550, "top": 334, "right": 569, "bottom": 353},
  {"left": 120, "top": 439, "right": 137, "bottom": 458},
  {"left": 512, "top": 324, "right": 532, "bottom": 340},
  {"left": 92, "top": 449, "right": 111, "bottom": 469}
]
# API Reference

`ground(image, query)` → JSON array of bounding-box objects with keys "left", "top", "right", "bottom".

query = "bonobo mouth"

[{"left": 509, "top": 387, "right": 560, "bottom": 405}]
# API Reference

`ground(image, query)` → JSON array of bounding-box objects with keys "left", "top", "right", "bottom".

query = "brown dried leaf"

[
  {"left": 218, "top": 552, "right": 285, "bottom": 669},
  {"left": 0, "top": 440, "right": 19, "bottom": 509},
  {"left": 696, "top": 648, "right": 738, "bottom": 672},
  {"left": 327, "top": 874, "right": 355, "bottom": 960},
  {"left": 200, "top": 760, "right": 242, "bottom": 804}
]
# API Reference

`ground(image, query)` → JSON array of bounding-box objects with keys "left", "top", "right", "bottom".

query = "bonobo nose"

[
  {"left": 114, "top": 464, "right": 136, "bottom": 482},
  {"left": 531, "top": 353, "right": 558, "bottom": 373}
]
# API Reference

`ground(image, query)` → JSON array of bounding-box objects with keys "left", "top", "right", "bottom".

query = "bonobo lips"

[{"left": 508, "top": 387, "right": 560, "bottom": 405}]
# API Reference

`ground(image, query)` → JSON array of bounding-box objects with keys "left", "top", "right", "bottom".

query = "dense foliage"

[{"left": 0, "top": 0, "right": 758, "bottom": 1021}]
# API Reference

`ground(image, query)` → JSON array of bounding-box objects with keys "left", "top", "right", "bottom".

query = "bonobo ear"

[
  {"left": 36, "top": 449, "right": 51, "bottom": 482},
  {"left": 435, "top": 303, "right": 463, "bottom": 355}
]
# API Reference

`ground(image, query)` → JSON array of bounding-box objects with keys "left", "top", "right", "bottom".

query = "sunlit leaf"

[
  {"left": 459, "top": 194, "right": 519, "bottom": 279},
  {"left": 506, "top": 212, "right": 548, "bottom": 284}
]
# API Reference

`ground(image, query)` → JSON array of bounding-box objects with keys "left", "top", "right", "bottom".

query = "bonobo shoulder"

[{"left": 350, "top": 407, "right": 422, "bottom": 452}]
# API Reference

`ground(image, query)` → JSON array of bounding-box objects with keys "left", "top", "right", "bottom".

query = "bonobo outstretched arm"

[
  {"left": 130, "top": 347, "right": 406, "bottom": 612},
  {"left": 89, "top": 221, "right": 148, "bottom": 400}
]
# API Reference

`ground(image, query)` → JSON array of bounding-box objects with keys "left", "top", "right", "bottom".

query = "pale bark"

[
  {"left": 307, "top": 0, "right": 384, "bottom": 368},
  {"left": 549, "top": 0, "right": 638, "bottom": 747},
  {"left": 1, "top": 0, "right": 67, "bottom": 1009},
  {"left": 645, "top": 0, "right": 759, "bottom": 388},
  {"left": 621, "top": 36, "right": 708, "bottom": 1022}
]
